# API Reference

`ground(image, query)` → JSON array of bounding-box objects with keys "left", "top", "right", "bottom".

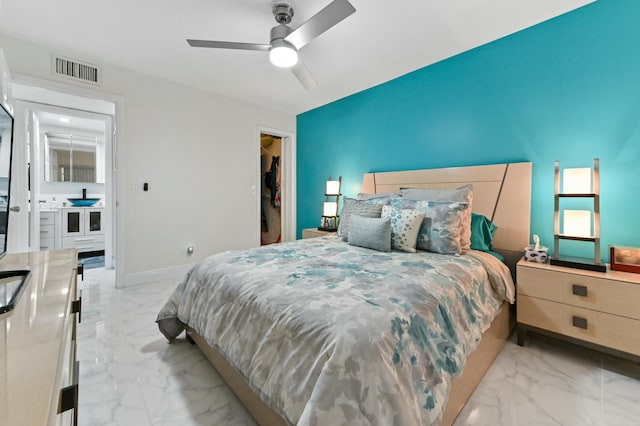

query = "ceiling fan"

[{"left": 187, "top": 0, "right": 356, "bottom": 90}]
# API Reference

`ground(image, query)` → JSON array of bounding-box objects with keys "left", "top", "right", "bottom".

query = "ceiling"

[
  {"left": 36, "top": 111, "right": 105, "bottom": 133},
  {"left": 0, "top": 0, "right": 594, "bottom": 115}
]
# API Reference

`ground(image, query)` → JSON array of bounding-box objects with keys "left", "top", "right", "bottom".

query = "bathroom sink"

[{"left": 67, "top": 198, "right": 100, "bottom": 207}]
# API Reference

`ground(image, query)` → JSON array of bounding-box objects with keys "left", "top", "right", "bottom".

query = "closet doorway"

[{"left": 260, "top": 133, "right": 282, "bottom": 245}]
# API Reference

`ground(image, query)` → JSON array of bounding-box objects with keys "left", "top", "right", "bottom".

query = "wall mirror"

[
  {"left": 43, "top": 132, "right": 105, "bottom": 183},
  {"left": 38, "top": 111, "right": 106, "bottom": 184}
]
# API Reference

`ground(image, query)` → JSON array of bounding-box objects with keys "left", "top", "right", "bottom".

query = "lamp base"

[
  {"left": 550, "top": 256, "right": 606, "bottom": 273},
  {"left": 317, "top": 227, "right": 337, "bottom": 232}
]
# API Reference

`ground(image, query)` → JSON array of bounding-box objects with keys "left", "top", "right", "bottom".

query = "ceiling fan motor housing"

[
  {"left": 273, "top": 3, "right": 294, "bottom": 24},
  {"left": 270, "top": 24, "right": 294, "bottom": 44}
]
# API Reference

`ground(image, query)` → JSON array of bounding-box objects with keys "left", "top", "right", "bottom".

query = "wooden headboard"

[{"left": 362, "top": 162, "right": 532, "bottom": 257}]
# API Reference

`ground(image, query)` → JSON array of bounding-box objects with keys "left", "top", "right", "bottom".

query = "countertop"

[
  {"left": 0, "top": 249, "right": 77, "bottom": 426},
  {"left": 40, "top": 205, "right": 104, "bottom": 211}
]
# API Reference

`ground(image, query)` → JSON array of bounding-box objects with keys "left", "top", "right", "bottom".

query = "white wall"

[{"left": 0, "top": 34, "right": 296, "bottom": 287}]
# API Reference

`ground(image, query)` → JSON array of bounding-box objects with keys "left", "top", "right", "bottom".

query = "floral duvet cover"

[{"left": 157, "top": 236, "right": 514, "bottom": 425}]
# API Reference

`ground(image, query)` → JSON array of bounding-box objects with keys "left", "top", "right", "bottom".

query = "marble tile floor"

[{"left": 78, "top": 268, "right": 640, "bottom": 426}]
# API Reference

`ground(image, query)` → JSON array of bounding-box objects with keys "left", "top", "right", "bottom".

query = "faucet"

[{"left": 82, "top": 188, "right": 87, "bottom": 199}]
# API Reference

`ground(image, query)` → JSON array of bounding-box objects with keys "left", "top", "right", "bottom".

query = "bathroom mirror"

[{"left": 43, "top": 132, "right": 105, "bottom": 183}]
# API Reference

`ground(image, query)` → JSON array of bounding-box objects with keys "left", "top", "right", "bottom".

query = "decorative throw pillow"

[
  {"left": 381, "top": 205, "right": 425, "bottom": 253},
  {"left": 357, "top": 192, "right": 401, "bottom": 202},
  {"left": 400, "top": 184, "right": 473, "bottom": 251},
  {"left": 337, "top": 197, "right": 385, "bottom": 241},
  {"left": 347, "top": 215, "right": 392, "bottom": 252},
  {"left": 470, "top": 213, "right": 497, "bottom": 252},
  {"left": 392, "top": 198, "right": 469, "bottom": 255}
]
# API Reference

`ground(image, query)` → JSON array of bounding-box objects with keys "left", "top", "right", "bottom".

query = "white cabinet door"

[
  {"left": 62, "top": 209, "right": 84, "bottom": 237},
  {"left": 61, "top": 208, "right": 104, "bottom": 253},
  {"left": 84, "top": 208, "right": 103, "bottom": 235}
]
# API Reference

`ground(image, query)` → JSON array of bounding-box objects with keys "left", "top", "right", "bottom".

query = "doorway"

[
  {"left": 260, "top": 133, "right": 282, "bottom": 245},
  {"left": 9, "top": 84, "right": 116, "bottom": 270}
]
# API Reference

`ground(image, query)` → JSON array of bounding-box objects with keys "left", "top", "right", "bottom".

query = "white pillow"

[{"left": 381, "top": 205, "right": 425, "bottom": 253}]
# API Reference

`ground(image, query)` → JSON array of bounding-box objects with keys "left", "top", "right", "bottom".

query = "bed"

[{"left": 157, "top": 162, "right": 532, "bottom": 425}]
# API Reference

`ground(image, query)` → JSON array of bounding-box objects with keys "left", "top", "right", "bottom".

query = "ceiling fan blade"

[
  {"left": 187, "top": 39, "right": 270, "bottom": 51},
  {"left": 285, "top": 0, "right": 356, "bottom": 49},
  {"left": 290, "top": 59, "right": 319, "bottom": 90}
]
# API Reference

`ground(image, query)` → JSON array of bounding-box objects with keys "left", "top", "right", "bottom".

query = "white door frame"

[
  {"left": 16, "top": 100, "right": 113, "bottom": 258},
  {"left": 9, "top": 75, "right": 123, "bottom": 278},
  {"left": 7, "top": 101, "right": 30, "bottom": 253},
  {"left": 257, "top": 126, "right": 296, "bottom": 244}
]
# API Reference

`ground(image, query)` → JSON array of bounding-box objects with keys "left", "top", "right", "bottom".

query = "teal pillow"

[
  {"left": 470, "top": 213, "right": 497, "bottom": 252},
  {"left": 347, "top": 215, "right": 392, "bottom": 252}
]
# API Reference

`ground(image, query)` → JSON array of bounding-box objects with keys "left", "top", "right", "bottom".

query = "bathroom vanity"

[{"left": 40, "top": 207, "right": 104, "bottom": 253}]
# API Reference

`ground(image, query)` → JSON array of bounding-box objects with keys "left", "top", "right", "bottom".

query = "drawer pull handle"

[
  {"left": 572, "top": 316, "right": 588, "bottom": 329},
  {"left": 72, "top": 295, "right": 82, "bottom": 323},
  {"left": 572, "top": 284, "right": 588, "bottom": 297},
  {"left": 58, "top": 361, "right": 79, "bottom": 413}
]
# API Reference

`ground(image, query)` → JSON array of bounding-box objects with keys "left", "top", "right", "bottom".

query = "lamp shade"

[
  {"left": 563, "top": 168, "right": 591, "bottom": 194},
  {"left": 323, "top": 202, "right": 338, "bottom": 217},
  {"left": 326, "top": 180, "right": 341, "bottom": 195},
  {"left": 564, "top": 210, "right": 591, "bottom": 237},
  {"left": 269, "top": 40, "right": 298, "bottom": 68}
]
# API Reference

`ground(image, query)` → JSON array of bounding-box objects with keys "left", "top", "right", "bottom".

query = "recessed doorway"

[
  {"left": 260, "top": 133, "right": 282, "bottom": 245},
  {"left": 10, "top": 82, "right": 117, "bottom": 272}
]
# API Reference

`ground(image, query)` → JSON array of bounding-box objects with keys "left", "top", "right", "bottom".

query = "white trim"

[
  {"left": 122, "top": 263, "right": 192, "bottom": 288},
  {"left": 256, "top": 126, "right": 296, "bottom": 244}
]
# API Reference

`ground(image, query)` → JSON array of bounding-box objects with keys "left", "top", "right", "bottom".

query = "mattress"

[{"left": 157, "top": 236, "right": 515, "bottom": 425}]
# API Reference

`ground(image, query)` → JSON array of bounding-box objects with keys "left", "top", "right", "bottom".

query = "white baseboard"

[{"left": 118, "top": 263, "right": 194, "bottom": 288}]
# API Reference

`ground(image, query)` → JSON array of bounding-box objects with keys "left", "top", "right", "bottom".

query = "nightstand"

[
  {"left": 516, "top": 259, "right": 640, "bottom": 360},
  {"left": 516, "top": 260, "right": 640, "bottom": 361},
  {"left": 301, "top": 228, "right": 336, "bottom": 239}
]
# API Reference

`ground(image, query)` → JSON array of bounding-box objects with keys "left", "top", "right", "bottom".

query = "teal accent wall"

[{"left": 296, "top": 0, "right": 640, "bottom": 261}]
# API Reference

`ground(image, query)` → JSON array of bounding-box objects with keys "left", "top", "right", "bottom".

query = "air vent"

[{"left": 52, "top": 55, "right": 101, "bottom": 85}]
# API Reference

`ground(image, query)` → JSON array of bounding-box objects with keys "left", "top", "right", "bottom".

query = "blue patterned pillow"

[
  {"left": 337, "top": 197, "right": 386, "bottom": 241},
  {"left": 381, "top": 205, "right": 425, "bottom": 253},
  {"left": 347, "top": 215, "right": 392, "bottom": 252},
  {"left": 392, "top": 198, "right": 469, "bottom": 255},
  {"left": 400, "top": 185, "right": 473, "bottom": 251},
  {"left": 357, "top": 192, "right": 401, "bottom": 202}
]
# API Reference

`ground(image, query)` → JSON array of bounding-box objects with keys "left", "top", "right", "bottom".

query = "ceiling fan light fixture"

[{"left": 269, "top": 39, "right": 298, "bottom": 68}]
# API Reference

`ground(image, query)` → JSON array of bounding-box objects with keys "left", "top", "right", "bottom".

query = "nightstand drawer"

[
  {"left": 518, "top": 295, "right": 640, "bottom": 356},
  {"left": 517, "top": 265, "right": 640, "bottom": 320}
]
